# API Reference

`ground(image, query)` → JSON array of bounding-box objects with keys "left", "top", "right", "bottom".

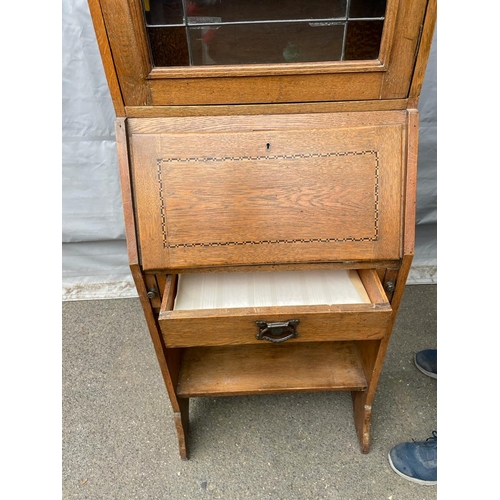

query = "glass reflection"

[{"left": 144, "top": 0, "right": 386, "bottom": 66}]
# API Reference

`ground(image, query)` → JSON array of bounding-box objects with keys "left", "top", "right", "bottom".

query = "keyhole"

[{"left": 266, "top": 142, "right": 271, "bottom": 152}]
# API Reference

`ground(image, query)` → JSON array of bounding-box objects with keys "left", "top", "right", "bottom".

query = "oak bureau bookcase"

[{"left": 88, "top": 0, "right": 436, "bottom": 459}]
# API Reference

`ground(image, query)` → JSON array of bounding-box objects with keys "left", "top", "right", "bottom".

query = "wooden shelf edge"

[{"left": 177, "top": 341, "right": 368, "bottom": 398}]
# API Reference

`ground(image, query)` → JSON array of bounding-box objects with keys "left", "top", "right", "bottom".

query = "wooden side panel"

[
  {"left": 99, "top": 0, "right": 151, "bottom": 105},
  {"left": 380, "top": 0, "right": 430, "bottom": 98},
  {"left": 403, "top": 109, "right": 419, "bottom": 257},
  {"left": 115, "top": 118, "right": 139, "bottom": 265},
  {"left": 362, "top": 253, "right": 413, "bottom": 407},
  {"left": 87, "top": 0, "right": 125, "bottom": 116},
  {"left": 350, "top": 113, "right": 420, "bottom": 422},
  {"left": 130, "top": 112, "right": 406, "bottom": 270},
  {"left": 115, "top": 118, "right": 184, "bottom": 419},
  {"left": 408, "top": 0, "right": 437, "bottom": 106}
]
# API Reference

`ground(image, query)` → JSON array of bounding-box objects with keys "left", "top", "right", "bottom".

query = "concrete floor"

[{"left": 62, "top": 284, "right": 437, "bottom": 500}]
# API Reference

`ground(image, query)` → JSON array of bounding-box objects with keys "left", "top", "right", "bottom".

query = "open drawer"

[{"left": 158, "top": 268, "right": 391, "bottom": 348}]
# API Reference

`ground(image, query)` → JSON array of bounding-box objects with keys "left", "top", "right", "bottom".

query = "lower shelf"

[{"left": 176, "top": 341, "right": 367, "bottom": 398}]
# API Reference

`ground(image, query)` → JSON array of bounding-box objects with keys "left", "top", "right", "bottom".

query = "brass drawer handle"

[{"left": 255, "top": 319, "right": 300, "bottom": 343}]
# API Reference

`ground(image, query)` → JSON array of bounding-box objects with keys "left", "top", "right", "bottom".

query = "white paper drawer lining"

[{"left": 173, "top": 269, "right": 370, "bottom": 310}]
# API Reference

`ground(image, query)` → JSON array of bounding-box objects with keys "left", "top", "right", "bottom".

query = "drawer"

[{"left": 158, "top": 269, "right": 391, "bottom": 348}]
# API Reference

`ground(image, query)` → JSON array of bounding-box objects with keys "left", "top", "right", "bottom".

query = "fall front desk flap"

[{"left": 128, "top": 111, "right": 407, "bottom": 271}]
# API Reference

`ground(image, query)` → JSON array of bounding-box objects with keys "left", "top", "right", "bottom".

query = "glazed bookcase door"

[
  {"left": 94, "top": 0, "right": 433, "bottom": 106},
  {"left": 144, "top": 0, "right": 388, "bottom": 67}
]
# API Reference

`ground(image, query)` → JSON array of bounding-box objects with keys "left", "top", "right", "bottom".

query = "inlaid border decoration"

[{"left": 157, "top": 150, "right": 380, "bottom": 249}]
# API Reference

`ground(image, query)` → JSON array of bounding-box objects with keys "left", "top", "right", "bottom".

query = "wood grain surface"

[
  {"left": 130, "top": 111, "right": 406, "bottom": 270},
  {"left": 177, "top": 342, "right": 368, "bottom": 397}
]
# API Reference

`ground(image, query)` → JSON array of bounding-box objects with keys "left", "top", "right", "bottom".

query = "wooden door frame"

[{"left": 88, "top": 0, "right": 435, "bottom": 110}]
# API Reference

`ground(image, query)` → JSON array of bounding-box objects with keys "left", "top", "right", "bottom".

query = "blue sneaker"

[
  {"left": 388, "top": 432, "right": 437, "bottom": 485},
  {"left": 414, "top": 349, "right": 437, "bottom": 379}
]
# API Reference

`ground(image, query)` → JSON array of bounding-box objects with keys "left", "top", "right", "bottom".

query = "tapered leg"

[
  {"left": 174, "top": 398, "right": 190, "bottom": 459},
  {"left": 173, "top": 398, "right": 190, "bottom": 460},
  {"left": 352, "top": 391, "right": 372, "bottom": 453}
]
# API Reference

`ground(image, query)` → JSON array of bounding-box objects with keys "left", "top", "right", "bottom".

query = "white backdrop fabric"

[{"left": 62, "top": 0, "right": 437, "bottom": 300}]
